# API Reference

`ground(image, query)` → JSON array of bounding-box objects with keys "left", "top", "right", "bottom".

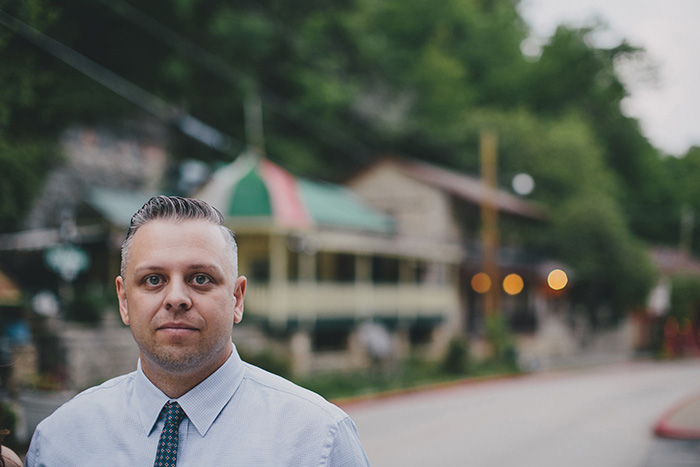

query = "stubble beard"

[{"left": 138, "top": 336, "right": 230, "bottom": 375}]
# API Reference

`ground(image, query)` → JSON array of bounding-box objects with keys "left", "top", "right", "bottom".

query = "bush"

[
  {"left": 485, "top": 313, "right": 518, "bottom": 370},
  {"left": 442, "top": 337, "right": 470, "bottom": 375},
  {"left": 670, "top": 275, "right": 700, "bottom": 322}
]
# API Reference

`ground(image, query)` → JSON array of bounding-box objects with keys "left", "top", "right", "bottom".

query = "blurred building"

[
  {"left": 24, "top": 123, "right": 167, "bottom": 232},
  {"left": 195, "top": 152, "right": 462, "bottom": 375},
  {"left": 0, "top": 124, "right": 163, "bottom": 392},
  {"left": 347, "top": 157, "right": 575, "bottom": 363},
  {"left": 1, "top": 127, "right": 586, "bottom": 385},
  {"left": 0, "top": 266, "right": 33, "bottom": 397},
  {"left": 643, "top": 246, "right": 700, "bottom": 357}
]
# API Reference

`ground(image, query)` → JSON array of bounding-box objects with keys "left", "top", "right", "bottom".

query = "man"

[{"left": 27, "top": 196, "right": 369, "bottom": 466}]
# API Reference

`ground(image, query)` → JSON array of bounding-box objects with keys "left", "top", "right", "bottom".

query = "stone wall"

[{"left": 60, "top": 313, "right": 139, "bottom": 391}]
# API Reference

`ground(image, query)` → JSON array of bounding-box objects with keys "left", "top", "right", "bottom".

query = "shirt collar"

[{"left": 134, "top": 344, "right": 246, "bottom": 437}]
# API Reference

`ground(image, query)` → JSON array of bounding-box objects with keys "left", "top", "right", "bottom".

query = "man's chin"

[{"left": 143, "top": 348, "right": 205, "bottom": 374}]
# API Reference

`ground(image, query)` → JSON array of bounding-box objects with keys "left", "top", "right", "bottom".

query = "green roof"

[
  {"left": 228, "top": 167, "right": 272, "bottom": 217},
  {"left": 87, "top": 188, "right": 159, "bottom": 227},
  {"left": 87, "top": 162, "right": 394, "bottom": 235},
  {"left": 298, "top": 179, "right": 393, "bottom": 233}
]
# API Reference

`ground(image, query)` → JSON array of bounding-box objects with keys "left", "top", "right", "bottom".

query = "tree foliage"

[
  {"left": 0, "top": 0, "right": 66, "bottom": 231},
  {"left": 0, "top": 0, "right": 685, "bottom": 315},
  {"left": 659, "top": 147, "right": 700, "bottom": 251}
]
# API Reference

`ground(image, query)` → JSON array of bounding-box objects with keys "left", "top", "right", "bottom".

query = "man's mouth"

[{"left": 158, "top": 322, "right": 198, "bottom": 332}]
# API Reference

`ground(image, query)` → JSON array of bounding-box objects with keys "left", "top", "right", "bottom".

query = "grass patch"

[{"left": 295, "top": 355, "right": 520, "bottom": 401}]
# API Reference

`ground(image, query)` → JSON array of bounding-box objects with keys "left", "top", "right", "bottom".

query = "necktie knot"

[{"left": 164, "top": 401, "right": 185, "bottom": 425}]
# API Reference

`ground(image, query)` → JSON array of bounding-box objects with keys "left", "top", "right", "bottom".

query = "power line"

[
  {"left": 97, "top": 0, "right": 372, "bottom": 162},
  {"left": 0, "top": 9, "right": 241, "bottom": 154}
]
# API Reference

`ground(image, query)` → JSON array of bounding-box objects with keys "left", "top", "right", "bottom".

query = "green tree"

[
  {"left": 339, "top": 0, "right": 530, "bottom": 163},
  {"left": 0, "top": 0, "right": 665, "bottom": 317},
  {"left": 455, "top": 108, "right": 655, "bottom": 321},
  {"left": 661, "top": 147, "right": 700, "bottom": 254},
  {"left": 552, "top": 193, "right": 655, "bottom": 325},
  {"left": 522, "top": 25, "right": 671, "bottom": 242},
  {"left": 0, "top": 0, "right": 65, "bottom": 231}
]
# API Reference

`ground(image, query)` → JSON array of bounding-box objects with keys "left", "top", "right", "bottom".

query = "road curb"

[
  {"left": 332, "top": 371, "right": 523, "bottom": 408},
  {"left": 654, "top": 393, "right": 700, "bottom": 439}
]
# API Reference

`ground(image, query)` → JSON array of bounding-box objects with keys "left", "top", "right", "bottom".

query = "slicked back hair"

[{"left": 120, "top": 195, "right": 238, "bottom": 277}]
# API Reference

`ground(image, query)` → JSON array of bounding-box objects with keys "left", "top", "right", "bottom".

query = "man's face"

[{"left": 115, "top": 219, "right": 246, "bottom": 381}]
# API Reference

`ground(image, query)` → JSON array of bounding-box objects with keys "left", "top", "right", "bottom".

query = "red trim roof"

[{"left": 260, "top": 158, "right": 312, "bottom": 228}]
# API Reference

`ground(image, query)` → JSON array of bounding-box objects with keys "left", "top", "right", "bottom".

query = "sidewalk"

[
  {"left": 654, "top": 393, "right": 700, "bottom": 439},
  {"left": 643, "top": 392, "right": 700, "bottom": 467}
]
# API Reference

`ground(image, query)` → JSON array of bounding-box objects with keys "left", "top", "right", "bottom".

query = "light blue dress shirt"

[{"left": 26, "top": 345, "right": 369, "bottom": 466}]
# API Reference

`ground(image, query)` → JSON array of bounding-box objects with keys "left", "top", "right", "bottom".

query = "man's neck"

[
  {"left": 141, "top": 350, "right": 232, "bottom": 399},
  {"left": 148, "top": 371, "right": 202, "bottom": 399}
]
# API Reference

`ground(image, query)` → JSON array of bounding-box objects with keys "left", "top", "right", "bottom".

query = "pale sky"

[{"left": 519, "top": 0, "right": 700, "bottom": 156}]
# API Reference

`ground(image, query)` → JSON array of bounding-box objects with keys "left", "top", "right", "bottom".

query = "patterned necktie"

[{"left": 153, "top": 401, "right": 186, "bottom": 467}]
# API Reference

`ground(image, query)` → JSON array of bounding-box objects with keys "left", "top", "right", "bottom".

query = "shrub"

[{"left": 442, "top": 336, "right": 470, "bottom": 375}]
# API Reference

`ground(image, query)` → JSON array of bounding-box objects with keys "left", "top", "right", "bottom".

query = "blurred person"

[
  {"left": 0, "top": 446, "right": 21, "bottom": 467},
  {"left": 26, "top": 196, "right": 369, "bottom": 466},
  {"left": 0, "top": 441, "right": 21, "bottom": 467},
  {"left": 0, "top": 409, "right": 22, "bottom": 467}
]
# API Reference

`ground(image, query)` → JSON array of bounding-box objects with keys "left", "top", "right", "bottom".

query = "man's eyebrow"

[
  {"left": 133, "top": 265, "right": 165, "bottom": 275},
  {"left": 187, "top": 264, "right": 224, "bottom": 272}
]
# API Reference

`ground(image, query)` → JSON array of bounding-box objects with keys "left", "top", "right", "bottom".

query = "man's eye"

[
  {"left": 145, "top": 275, "right": 162, "bottom": 286},
  {"left": 192, "top": 274, "right": 211, "bottom": 285}
]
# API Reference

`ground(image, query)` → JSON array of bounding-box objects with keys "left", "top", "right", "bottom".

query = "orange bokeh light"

[
  {"left": 503, "top": 273, "right": 524, "bottom": 295},
  {"left": 471, "top": 272, "right": 491, "bottom": 293}
]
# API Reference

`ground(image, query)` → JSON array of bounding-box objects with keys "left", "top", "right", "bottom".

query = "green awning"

[{"left": 298, "top": 178, "right": 393, "bottom": 233}]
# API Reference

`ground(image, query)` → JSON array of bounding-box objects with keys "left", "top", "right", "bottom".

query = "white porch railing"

[{"left": 244, "top": 282, "right": 458, "bottom": 323}]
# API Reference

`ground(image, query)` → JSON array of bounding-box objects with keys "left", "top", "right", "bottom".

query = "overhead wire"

[
  {"left": 0, "top": 8, "right": 242, "bottom": 154},
  {"left": 96, "top": 0, "right": 373, "bottom": 163}
]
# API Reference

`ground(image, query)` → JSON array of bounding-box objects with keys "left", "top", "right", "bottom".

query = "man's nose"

[{"left": 164, "top": 280, "right": 193, "bottom": 311}]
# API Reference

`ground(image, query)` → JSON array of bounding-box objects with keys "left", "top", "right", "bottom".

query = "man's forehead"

[
  {"left": 126, "top": 219, "right": 234, "bottom": 272},
  {"left": 133, "top": 218, "right": 226, "bottom": 241},
  {"left": 129, "top": 219, "right": 228, "bottom": 256}
]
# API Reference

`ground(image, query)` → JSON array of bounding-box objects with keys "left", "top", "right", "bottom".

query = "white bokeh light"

[{"left": 512, "top": 173, "right": 535, "bottom": 196}]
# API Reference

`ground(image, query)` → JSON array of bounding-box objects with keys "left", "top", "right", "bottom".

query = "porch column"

[
  {"left": 298, "top": 248, "right": 317, "bottom": 318},
  {"left": 268, "top": 233, "right": 288, "bottom": 327}
]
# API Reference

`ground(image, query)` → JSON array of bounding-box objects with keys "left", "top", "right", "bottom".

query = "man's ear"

[
  {"left": 233, "top": 276, "right": 247, "bottom": 324},
  {"left": 116, "top": 276, "right": 130, "bottom": 326}
]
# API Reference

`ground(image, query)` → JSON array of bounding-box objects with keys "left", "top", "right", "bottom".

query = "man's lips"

[{"left": 157, "top": 323, "right": 199, "bottom": 331}]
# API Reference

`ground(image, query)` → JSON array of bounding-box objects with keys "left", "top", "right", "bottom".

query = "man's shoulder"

[
  {"left": 240, "top": 363, "right": 348, "bottom": 423},
  {"left": 39, "top": 372, "right": 136, "bottom": 425},
  {"left": 27, "top": 372, "right": 139, "bottom": 465},
  {"left": 234, "top": 363, "right": 369, "bottom": 465},
  {"left": 70, "top": 371, "right": 135, "bottom": 402}
]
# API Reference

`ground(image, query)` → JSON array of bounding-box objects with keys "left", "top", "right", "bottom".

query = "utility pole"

[
  {"left": 244, "top": 83, "right": 266, "bottom": 156},
  {"left": 480, "top": 129, "right": 500, "bottom": 317}
]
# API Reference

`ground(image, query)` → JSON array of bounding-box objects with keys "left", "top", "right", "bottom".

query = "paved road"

[{"left": 342, "top": 359, "right": 700, "bottom": 467}]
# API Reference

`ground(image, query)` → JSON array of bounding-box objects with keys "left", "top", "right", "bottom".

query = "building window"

[
  {"left": 249, "top": 259, "right": 269, "bottom": 283},
  {"left": 312, "top": 328, "right": 350, "bottom": 352},
  {"left": 335, "top": 254, "right": 355, "bottom": 282},
  {"left": 409, "top": 325, "right": 433, "bottom": 346},
  {"left": 413, "top": 261, "right": 428, "bottom": 283},
  {"left": 317, "top": 252, "right": 355, "bottom": 282},
  {"left": 372, "top": 256, "right": 399, "bottom": 283}
]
